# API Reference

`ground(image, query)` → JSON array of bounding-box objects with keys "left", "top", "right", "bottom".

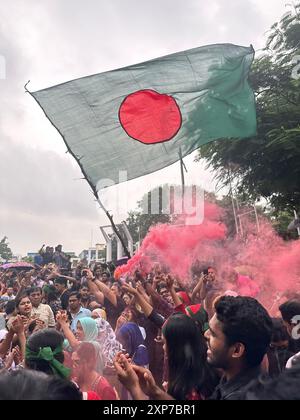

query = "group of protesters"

[{"left": 0, "top": 244, "right": 299, "bottom": 400}]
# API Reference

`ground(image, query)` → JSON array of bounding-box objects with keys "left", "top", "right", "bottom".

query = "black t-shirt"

[
  {"left": 210, "top": 367, "right": 261, "bottom": 401},
  {"left": 104, "top": 296, "right": 126, "bottom": 330},
  {"left": 148, "top": 310, "right": 165, "bottom": 329}
]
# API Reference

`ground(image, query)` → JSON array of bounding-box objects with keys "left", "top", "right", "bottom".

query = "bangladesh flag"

[{"left": 30, "top": 43, "right": 257, "bottom": 191}]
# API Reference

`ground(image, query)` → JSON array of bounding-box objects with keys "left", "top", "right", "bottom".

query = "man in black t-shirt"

[
  {"left": 54, "top": 277, "right": 70, "bottom": 311},
  {"left": 205, "top": 296, "right": 273, "bottom": 400},
  {"left": 103, "top": 282, "right": 125, "bottom": 329}
]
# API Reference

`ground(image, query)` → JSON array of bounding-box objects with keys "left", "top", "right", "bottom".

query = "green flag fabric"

[{"left": 31, "top": 43, "right": 256, "bottom": 191}]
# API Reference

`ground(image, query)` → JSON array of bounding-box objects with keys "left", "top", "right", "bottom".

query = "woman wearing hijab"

[
  {"left": 56, "top": 313, "right": 105, "bottom": 374},
  {"left": 116, "top": 320, "right": 149, "bottom": 400},
  {"left": 91, "top": 308, "right": 107, "bottom": 321},
  {"left": 116, "top": 322, "right": 149, "bottom": 368},
  {"left": 92, "top": 316, "right": 123, "bottom": 397},
  {"left": 94, "top": 317, "right": 123, "bottom": 366}
]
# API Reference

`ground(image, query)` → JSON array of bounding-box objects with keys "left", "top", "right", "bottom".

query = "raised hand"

[
  {"left": 84, "top": 269, "right": 95, "bottom": 281},
  {"left": 113, "top": 353, "right": 139, "bottom": 392},
  {"left": 4, "top": 348, "right": 17, "bottom": 370},
  {"left": 122, "top": 283, "right": 138, "bottom": 296},
  {"left": 35, "top": 319, "right": 46, "bottom": 331},
  {"left": 165, "top": 275, "right": 174, "bottom": 290},
  {"left": 56, "top": 310, "right": 69, "bottom": 325},
  {"left": 13, "top": 346, "right": 22, "bottom": 366},
  {"left": 132, "top": 365, "right": 160, "bottom": 398},
  {"left": 136, "top": 284, "right": 147, "bottom": 296},
  {"left": 11, "top": 315, "right": 25, "bottom": 335}
]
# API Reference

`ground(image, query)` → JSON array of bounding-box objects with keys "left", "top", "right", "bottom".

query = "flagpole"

[
  {"left": 254, "top": 204, "right": 260, "bottom": 234},
  {"left": 228, "top": 168, "right": 239, "bottom": 236},
  {"left": 294, "top": 210, "right": 300, "bottom": 238},
  {"left": 179, "top": 148, "right": 185, "bottom": 196},
  {"left": 97, "top": 194, "right": 131, "bottom": 259},
  {"left": 179, "top": 148, "right": 188, "bottom": 219}
]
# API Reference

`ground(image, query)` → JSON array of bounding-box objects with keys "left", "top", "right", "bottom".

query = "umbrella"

[
  {"left": 0, "top": 262, "right": 34, "bottom": 270},
  {"left": 116, "top": 257, "right": 129, "bottom": 267}
]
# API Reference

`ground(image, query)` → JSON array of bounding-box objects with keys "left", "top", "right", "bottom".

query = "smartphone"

[{"left": 119, "top": 277, "right": 127, "bottom": 285}]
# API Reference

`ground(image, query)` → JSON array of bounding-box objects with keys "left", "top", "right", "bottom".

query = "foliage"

[{"left": 0, "top": 237, "right": 13, "bottom": 261}]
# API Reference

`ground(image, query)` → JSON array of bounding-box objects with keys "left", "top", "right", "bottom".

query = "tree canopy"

[
  {"left": 126, "top": 185, "right": 172, "bottom": 244},
  {"left": 196, "top": 3, "right": 300, "bottom": 216},
  {"left": 0, "top": 237, "right": 13, "bottom": 261}
]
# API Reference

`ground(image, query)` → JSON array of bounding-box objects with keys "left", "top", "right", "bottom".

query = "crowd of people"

[{"left": 0, "top": 243, "right": 299, "bottom": 401}]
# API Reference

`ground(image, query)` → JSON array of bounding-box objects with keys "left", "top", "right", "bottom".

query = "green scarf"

[{"left": 25, "top": 344, "right": 71, "bottom": 379}]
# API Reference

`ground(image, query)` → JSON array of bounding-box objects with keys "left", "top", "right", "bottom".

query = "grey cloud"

[
  {"left": 0, "top": 135, "right": 99, "bottom": 219},
  {"left": 212, "top": 0, "right": 266, "bottom": 47}
]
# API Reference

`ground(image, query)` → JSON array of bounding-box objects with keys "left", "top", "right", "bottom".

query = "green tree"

[
  {"left": 196, "top": 3, "right": 300, "bottom": 214},
  {"left": 266, "top": 208, "right": 299, "bottom": 240},
  {"left": 0, "top": 237, "right": 13, "bottom": 261},
  {"left": 126, "top": 210, "right": 171, "bottom": 244},
  {"left": 22, "top": 256, "right": 34, "bottom": 264},
  {"left": 126, "top": 185, "right": 178, "bottom": 244}
]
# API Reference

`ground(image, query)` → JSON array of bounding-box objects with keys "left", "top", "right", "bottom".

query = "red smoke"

[{"left": 117, "top": 200, "right": 300, "bottom": 312}]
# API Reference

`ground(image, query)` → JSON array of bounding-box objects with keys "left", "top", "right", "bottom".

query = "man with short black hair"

[
  {"left": 68, "top": 292, "right": 92, "bottom": 332},
  {"left": 53, "top": 245, "right": 69, "bottom": 270},
  {"left": 205, "top": 296, "right": 273, "bottom": 400},
  {"left": 54, "top": 277, "right": 70, "bottom": 311},
  {"left": 79, "top": 283, "right": 92, "bottom": 309},
  {"left": 101, "top": 272, "right": 112, "bottom": 288},
  {"left": 39, "top": 245, "right": 54, "bottom": 265}
]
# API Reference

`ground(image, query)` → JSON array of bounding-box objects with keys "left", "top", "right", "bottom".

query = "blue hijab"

[
  {"left": 117, "top": 322, "right": 149, "bottom": 367},
  {"left": 79, "top": 317, "right": 105, "bottom": 373},
  {"left": 65, "top": 317, "right": 104, "bottom": 374},
  {"left": 78, "top": 317, "right": 98, "bottom": 342}
]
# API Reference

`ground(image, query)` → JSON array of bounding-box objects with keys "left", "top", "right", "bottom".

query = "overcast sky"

[{"left": 0, "top": 0, "right": 288, "bottom": 256}]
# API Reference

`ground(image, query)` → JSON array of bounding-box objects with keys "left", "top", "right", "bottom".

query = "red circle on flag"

[{"left": 119, "top": 89, "right": 182, "bottom": 145}]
